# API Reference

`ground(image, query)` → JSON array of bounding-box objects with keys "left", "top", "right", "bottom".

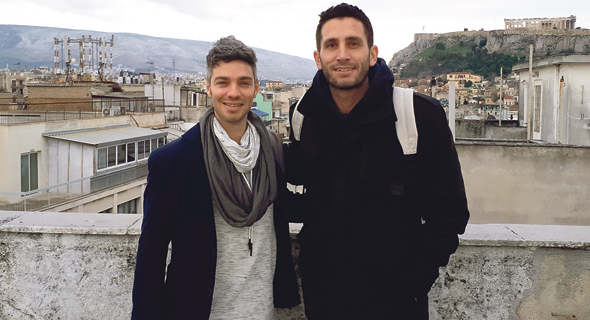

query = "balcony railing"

[
  {"left": 0, "top": 98, "right": 165, "bottom": 124},
  {"left": 0, "top": 163, "right": 148, "bottom": 212}
]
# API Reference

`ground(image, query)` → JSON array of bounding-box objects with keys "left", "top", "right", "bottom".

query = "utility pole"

[
  {"left": 430, "top": 77, "right": 437, "bottom": 98},
  {"left": 173, "top": 60, "right": 176, "bottom": 107},
  {"left": 527, "top": 41, "right": 534, "bottom": 142},
  {"left": 146, "top": 62, "right": 154, "bottom": 100},
  {"left": 498, "top": 67, "right": 504, "bottom": 127},
  {"left": 449, "top": 81, "right": 456, "bottom": 141}
]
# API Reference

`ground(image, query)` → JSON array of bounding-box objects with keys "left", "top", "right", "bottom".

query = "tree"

[
  {"left": 465, "top": 80, "right": 473, "bottom": 88},
  {"left": 435, "top": 42, "right": 446, "bottom": 50}
]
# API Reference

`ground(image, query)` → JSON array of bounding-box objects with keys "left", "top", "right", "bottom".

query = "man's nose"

[
  {"left": 227, "top": 83, "right": 239, "bottom": 98},
  {"left": 336, "top": 46, "right": 350, "bottom": 62}
]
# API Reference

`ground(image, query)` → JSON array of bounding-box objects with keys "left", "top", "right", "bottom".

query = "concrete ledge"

[
  {"left": 1, "top": 213, "right": 589, "bottom": 319},
  {"left": 0, "top": 211, "right": 142, "bottom": 235},
  {"left": 289, "top": 222, "right": 590, "bottom": 249},
  {"left": 460, "top": 223, "right": 590, "bottom": 249},
  {"left": 4, "top": 212, "right": 589, "bottom": 246}
]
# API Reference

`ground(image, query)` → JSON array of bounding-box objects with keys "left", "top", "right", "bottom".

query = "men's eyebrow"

[
  {"left": 212, "top": 76, "right": 254, "bottom": 81},
  {"left": 322, "top": 36, "right": 364, "bottom": 47},
  {"left": 346, "top": 36, "right": 364, "bottom": 43}
]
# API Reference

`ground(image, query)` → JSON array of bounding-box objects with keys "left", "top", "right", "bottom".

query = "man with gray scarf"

[{"left": 131, "top": 36, "right": 300, "bottom": 320}]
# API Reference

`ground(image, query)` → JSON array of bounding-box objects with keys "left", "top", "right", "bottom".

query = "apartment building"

[{"left": 0, "top": 101, "right": 168, "bottom": 214}]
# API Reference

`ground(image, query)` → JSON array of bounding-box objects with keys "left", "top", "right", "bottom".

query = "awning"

[
  {"left": 252, "top": 109, "right": 269, "bottom": 117},
  {"left": 43, "top": 124, "right": 167, "bottom": 148}
]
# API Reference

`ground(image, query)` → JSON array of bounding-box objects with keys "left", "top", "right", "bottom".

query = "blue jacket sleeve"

[{"left": 131, "top": 148, "right": 182, "bottom": 319}]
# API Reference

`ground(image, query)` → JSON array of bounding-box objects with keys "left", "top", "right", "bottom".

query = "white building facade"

[{"left": 514, "top": 54, "right": 590, "bottom": 146}]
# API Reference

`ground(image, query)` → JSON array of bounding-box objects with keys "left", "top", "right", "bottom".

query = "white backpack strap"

[
  {"left": 291, "top": 91, "right": 306, "bottom": 141},
  {"left": 393, "top": 87, "right": 418, "bottom": 155}
]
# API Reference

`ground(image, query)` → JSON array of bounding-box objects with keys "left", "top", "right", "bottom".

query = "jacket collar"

[
  {"left": 298, "top": 58, "right": 397, "bottom": 128},
  {"left": 179, "top": 122, "right": 213, "bottom": 200}
]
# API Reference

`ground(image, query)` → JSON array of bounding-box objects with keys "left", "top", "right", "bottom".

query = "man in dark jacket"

[
  {"left": 284, "top": 4, "right": 469, "bottom": 319},
  {"left": 132, "top": 36, "right": 299, "bottom": 319}
]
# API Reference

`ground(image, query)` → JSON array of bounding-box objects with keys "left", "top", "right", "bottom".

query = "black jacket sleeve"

[{"left": 412, "top": 93, "right": 470, "bottom": 295}]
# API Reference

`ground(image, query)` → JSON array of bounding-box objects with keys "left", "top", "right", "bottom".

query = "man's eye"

[
  {"left": 216, "top": 81, "right": 227, "bottom": 86},
  {"left": 241, "top": 81, "right": 252, "bottom": 86}
]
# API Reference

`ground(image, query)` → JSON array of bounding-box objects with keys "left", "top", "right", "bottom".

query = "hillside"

[
  {"left": 0, "top": 25, "right": 317, "bottom": 82},
  {"left": 398, "top": 42, "right": 523, "bottom": 79},
  {"left": 389, "top": 29, "right": 590, "bottom": 78}
]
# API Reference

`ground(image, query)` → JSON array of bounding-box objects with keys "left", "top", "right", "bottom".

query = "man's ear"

[
  {"left": 205, "top": 81, "right": 212, "bottom": 97},
  {"left": 369, "top": 45, "right": 379, "bottom": 67},
  {"left": 313, "top": 50, "right": 322, "bottom": 70},
  {"left": 254, "top": 80, "right": 259, "bottom": 98}
]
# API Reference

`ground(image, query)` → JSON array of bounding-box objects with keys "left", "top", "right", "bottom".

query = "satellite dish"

[{"left": 70, "top": 58, "right": 76, "bottom": 63}]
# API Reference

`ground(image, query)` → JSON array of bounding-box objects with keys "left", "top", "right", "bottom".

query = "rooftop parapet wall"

[
  {"left": 456, "top": 140, "right": 590, "bottom": 226},
  {"left": 1, "top": 211, "right": 589, "bottom": 319}
]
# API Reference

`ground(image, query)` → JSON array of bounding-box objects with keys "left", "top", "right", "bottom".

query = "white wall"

[
  {"left": 145, "top": 83, "right": 181, "bottom": 106},
  {"left": 47, "top": 140, "right": 94, "bottom": 193},
  {"left": 0, "top": 123, "right": 48, "bottom": 193}
]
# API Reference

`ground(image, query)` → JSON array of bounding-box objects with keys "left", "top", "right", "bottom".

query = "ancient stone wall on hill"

[{"left": 392, "top": 29, "right": 590, "bottom": 68}]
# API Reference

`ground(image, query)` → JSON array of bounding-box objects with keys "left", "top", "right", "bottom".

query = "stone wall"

[
  {"left": 393, "top": 29, "right": 590, "bottom": 68},
  {"left": 413, "top": 29, "right": 590, "bottom": 43},
  {"left": 179, "top": 106, "right": 208, "bottom": 123},
  {"left": 455, "top": 120, "right": 527, "bottom": 139},
  {"left": 1, "top": 212, "right": 589, "bottom": 319}
]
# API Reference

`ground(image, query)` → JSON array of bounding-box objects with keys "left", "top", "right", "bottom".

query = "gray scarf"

[{"left": 200, "top": 107, "right": 277, "bottom": 227}]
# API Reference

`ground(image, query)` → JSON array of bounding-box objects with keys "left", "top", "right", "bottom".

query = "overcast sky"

[{"left": 0, "top": 0, "right": 588, "bottom": 61}]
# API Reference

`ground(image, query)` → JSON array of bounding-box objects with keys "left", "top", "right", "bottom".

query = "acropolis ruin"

[{"left": 505, "top": 16, "right": 576, "bottom": 30}]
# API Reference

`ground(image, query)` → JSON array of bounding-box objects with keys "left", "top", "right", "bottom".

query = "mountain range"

[{"left": 0, "top": 25, "right": 318, "bottom": 82}]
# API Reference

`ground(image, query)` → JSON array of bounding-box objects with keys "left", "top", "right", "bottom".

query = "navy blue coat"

[{"left": 132, "top": 123, "right": 300, "bottom": 319}]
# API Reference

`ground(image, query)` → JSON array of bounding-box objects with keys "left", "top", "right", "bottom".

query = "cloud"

[{"left": 0, "top": 0, "right": 587, "bottom": 60}]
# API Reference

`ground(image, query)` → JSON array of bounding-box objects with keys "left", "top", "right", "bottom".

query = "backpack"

[{"left": 291, "top": 86, "right": 418, "bottom": 155}]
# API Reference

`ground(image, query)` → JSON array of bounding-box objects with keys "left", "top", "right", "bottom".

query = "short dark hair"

[
  {"left": 206, "top": 36, "right": 257, "bottom": 82},
  {"left": 315, "top": 3, "right": 373, "bottom": 51}
]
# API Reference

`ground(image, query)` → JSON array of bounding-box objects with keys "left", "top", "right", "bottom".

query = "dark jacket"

[
  {"left": 132, "top": 123, "right": 300, "bottom": 319},
  {"left": 285, "top": 59, "right": 469, "bottom": 318}
]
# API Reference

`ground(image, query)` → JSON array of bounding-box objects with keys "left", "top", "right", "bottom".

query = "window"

[
  {"left": 137, "top": 140, "right": 145, "bottom": 160},
  {"left": 117, "top": 144, "right": 126, "bottom": 165},
  {"left": 144, "top": 139, "right": 151, "bottom": 158},
  {"left": 127, "top": 142, "right": 136, "bottom": 162},
  {"left": 97, "top": 137, "right": 164, "bottom": 171},
  {"left": 97, "top": 148, "right": 108, "bottom": 170},
  {"left": 21, "top": 152, "right": 39, "bottom": 192},
  {"left": 151, "top": 138, "right": 158, "bottom": 153},
  {"left": 107, "top": 146, "right": 116, "bottom": 167},
  {"left": 118, "top": 198, "right": 138, "bottom": 214}
]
